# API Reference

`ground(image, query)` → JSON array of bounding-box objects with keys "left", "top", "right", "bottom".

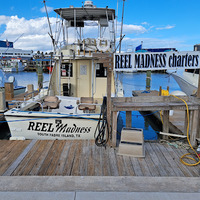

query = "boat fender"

[
  {"left": 10, "top": 136, "right": 25, "bottom": 140},
  {"left": 169, "top": 90, "right": 187, "bottom": 116},
  {"left": 96, "top": 38, "right": 110, "bottom": 52}
]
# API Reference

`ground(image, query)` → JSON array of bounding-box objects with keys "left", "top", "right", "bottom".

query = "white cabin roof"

[{"left": 54, "top": 7, "right": 115, "bottom": 22}]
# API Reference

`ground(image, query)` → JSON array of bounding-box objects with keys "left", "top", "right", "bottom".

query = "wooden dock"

[
  {"left": 110, "top": 92, "right": 200, "bottom": 147},
  {"left": 0, "top": 140, "right": 199, "bottom": 177}
]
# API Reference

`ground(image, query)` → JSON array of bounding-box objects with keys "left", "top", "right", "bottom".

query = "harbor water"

[
  {"left": 118, "top": 72, "right": 181, "bottom": 140},
  {"left": 1, "top": 71, "right": 180, "bottom": 140}
]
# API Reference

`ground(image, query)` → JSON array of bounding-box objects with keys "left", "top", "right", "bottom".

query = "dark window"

[
  {"left": 96, "top": 63, "right": 107, "bottom": 77},
  {"left": 185, "top": 69, "right": 199, "bottom": 74},
  {"left": 61, "top": 63, "right": 73, "bottom": 77}
]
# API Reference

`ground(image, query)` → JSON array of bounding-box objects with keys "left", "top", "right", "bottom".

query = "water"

[
  {"left": 5, "top": 71, "right": 50, "bottom": 90},
  {"left": 118, "top": 72, "right": 181, "bottom": 140},
  {"left": 2, "top": 71, "right": 181, "bottom": 140}
]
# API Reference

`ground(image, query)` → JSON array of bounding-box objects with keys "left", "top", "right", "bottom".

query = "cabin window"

[
  {"left": 185, "top": 69, "right": 199, "bottom": 74},
  {"left": 96, "top": 63, "right": 107, "bottom": 77},
  {"left": 61, "top": 63, "right": 73, "bottom": 77}
]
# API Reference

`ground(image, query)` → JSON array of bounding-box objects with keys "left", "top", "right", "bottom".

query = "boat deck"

[{"left": 0, "top": 140, "right": 199, "bottom": 177}]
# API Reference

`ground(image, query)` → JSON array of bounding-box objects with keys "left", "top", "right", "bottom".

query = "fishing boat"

[
  {"left": 171, "top": 69, "right": 198, "bottom": 96},
  {"left": 4, "top": 1, "right": 122, "bottom": 141},
  {"left": 1, "top": 59, "right": 25, "bottom": 72}
]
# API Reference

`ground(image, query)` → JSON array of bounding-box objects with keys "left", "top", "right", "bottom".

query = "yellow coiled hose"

[{"left": 160, "top": 90, "right": 200, "bottom": 166}]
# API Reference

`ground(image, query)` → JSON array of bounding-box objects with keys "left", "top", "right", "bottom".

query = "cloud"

[
  {"left": 156, "top": 25, "right": 175, "bottom": 30},
  {"left": 0, "top": 15, "right": 189, "bottom": 52},
  {"left": 123, "top": 24, "right": 147, "bottom": 34},
  {"left": 40, "top": 6, "right": 54, "bottom": 13},
  {"left": 141, "top": 22, "right": 149, "bottom": 25},
  {"left": 0, "top": 15, "right": 57, "bottom": 51},
  {"left": 0, "top": 15, "right": 11, "bottom": 26}
]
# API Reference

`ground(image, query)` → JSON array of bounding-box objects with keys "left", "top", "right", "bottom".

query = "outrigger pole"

[
  {"left": 119, "top": 0, "right": 126, "bottom": 53},
  {"left": 43, "top": 0, "right": 56, "bottom": 52}
]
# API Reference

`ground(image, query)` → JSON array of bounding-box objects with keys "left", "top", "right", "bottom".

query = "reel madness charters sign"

[{"left": 114, "top": 51, "right": 200, "bottom": 71}]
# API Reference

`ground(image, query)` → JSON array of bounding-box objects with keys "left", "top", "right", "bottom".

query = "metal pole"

[
  {"left": 119, "top": 0, "right": 125, "bottom": 53},
  {"left": 43, "top": 0, "right": 55, "bottom": 52}
]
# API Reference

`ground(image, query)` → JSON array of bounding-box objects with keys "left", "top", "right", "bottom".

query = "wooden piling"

[
  {"left": 126, "top": 111, "right": 132, "bottom": 128},
  {"left": 27, "top": 84, "right": 34, "bottom": 94},
  {"left": 5, "top": 82, "right": 14, "bottom": 100},
  {"left": 146, "top": 70, "right": 151, "bottom": 90},
  {"left": 0, "top": 91, "right": 6, "bottom": 111}
]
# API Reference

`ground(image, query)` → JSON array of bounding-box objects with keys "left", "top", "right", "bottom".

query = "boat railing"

[
  {"left": 9, "top": 100, "right": 44, "bottom": 111},
  {"left": 24, "top": 90, "right": 39, "bottom": 102}
]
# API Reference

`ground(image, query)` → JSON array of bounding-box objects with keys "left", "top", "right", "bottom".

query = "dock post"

[
  {"left": 27, "top": 84, "right": 34, "bottom": 94},
  {"left": 126, "top": 111, "right": 132, "bottom": 128},
  {"left": 5, "top": 82, "right": 14, "bottom": 100},
  {"left": 112, "top": 111, "right": 118, "bottom": 147},
  {"left": 190, "top": 69, "right": 200, "bottom": 146},
  {"left": 163, "top": 110, "right": 169, "bottom": 139},
  {"left": 0, "top": 90, "right": 6, "bottom": 111},
  {"left": 146, "top": 70, "right": 151, "bottom": 90},
  {"left": 190, "top": 110, "right": 199, "bottom": 147},
  {"left": 107, "top": 68, "right": 112, "bottom": 146},
  {"left": 184, "top": 110, "right": 191, "bottom": 136},
  {"left": 106, "top": 54, "right": 113, "bottom": 147}
]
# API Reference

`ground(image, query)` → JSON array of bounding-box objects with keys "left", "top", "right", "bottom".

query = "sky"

[{"left": 0, "top": 0, "right": 200, "bottom": 52}]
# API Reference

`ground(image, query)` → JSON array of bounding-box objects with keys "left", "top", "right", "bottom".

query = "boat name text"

[{"left": 27, "top": 121, "right": 91, "bottom": 134}]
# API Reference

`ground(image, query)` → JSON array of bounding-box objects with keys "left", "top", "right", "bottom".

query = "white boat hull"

[
  {"left": 172, "top": 73, "right": 197, "bottom": 96},
  {"left": 5, "top": 110, "right": 99, "bottom": 140}
]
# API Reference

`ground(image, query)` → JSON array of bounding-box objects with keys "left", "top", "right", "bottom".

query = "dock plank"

[
  {"left": 12, "top": 140, "right": 41, "bottom": 176},
  {"left": 143, "top": 144, "right": 160, "bottom": 176},
  {"left": 79, "top": 140, "right": 90, "bottom": 176},
  {"left": 155, "top": 143, "right": 184, "bottom": 176},
  {"left": 130, "top": 157, "right": 143, "bottom": 176},
  {"left": 71, "top": 141, "right": 82, "bottom": 176},
  {"left": 87, "top": 140, "right": 95, "bottom": 176},
  {"left": 29, "top": 140, "right": 54, "bottom": 175},
  {"left": 45, "top": 140, "right": 66, "bottom": 176},
  {"left": 102, "top": 147, "right": 111, "bottom": 176},
  {"left": 109, "top": 148, "right": 119, "bottom": 176},
  {"left": 162, "top": 143, "right": 193, "bottom": 177},
  {"left": 137, "top": 157, "right": 152, "bottom": 176},
  {"left": 3, "top": 140, "right": 37, "bottom": 176},
  {"left": 150, "top": 142, "right": 176, "bottom": 176},
  {"left": 116, "top": 154, "right": 127, "bottom": 176},
  {"left": 37, "top": 140, "right": 60, "bottom": 175},
  {"left": 62, "top": 141, "right": 78, "bottom": 176},
  {"left": 0, "top": 141, "right": 30, "bottom": 176},
  {"left": 145, "top": 143, "right": 167, "bottom": 176},
  {"left": 54, "top": 141, "right": 72, "bottom": 176}
]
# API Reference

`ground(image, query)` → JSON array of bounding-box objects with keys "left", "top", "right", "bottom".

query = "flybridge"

[{"left": 114, "top": 51, "right": 200, "bottom": 71}]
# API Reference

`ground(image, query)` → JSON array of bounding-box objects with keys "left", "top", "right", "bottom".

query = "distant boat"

[
  {"left": 171, "top": 69, "right": 198, "bottom": 96},
  {"left": 1, "top": 59, "right": 25, "bottom": 72},
  {"left": 0, "top": 69, "right": 26, "bottom": 95}
]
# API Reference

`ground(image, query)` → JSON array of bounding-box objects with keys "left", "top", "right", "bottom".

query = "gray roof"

[{"left": 54, "top": 7, "right": 115, "bottom": 21}]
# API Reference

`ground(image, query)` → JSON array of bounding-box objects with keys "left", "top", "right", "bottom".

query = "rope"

[{"left": 94, "top": 96, "right": 109, "bottom": 147}]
